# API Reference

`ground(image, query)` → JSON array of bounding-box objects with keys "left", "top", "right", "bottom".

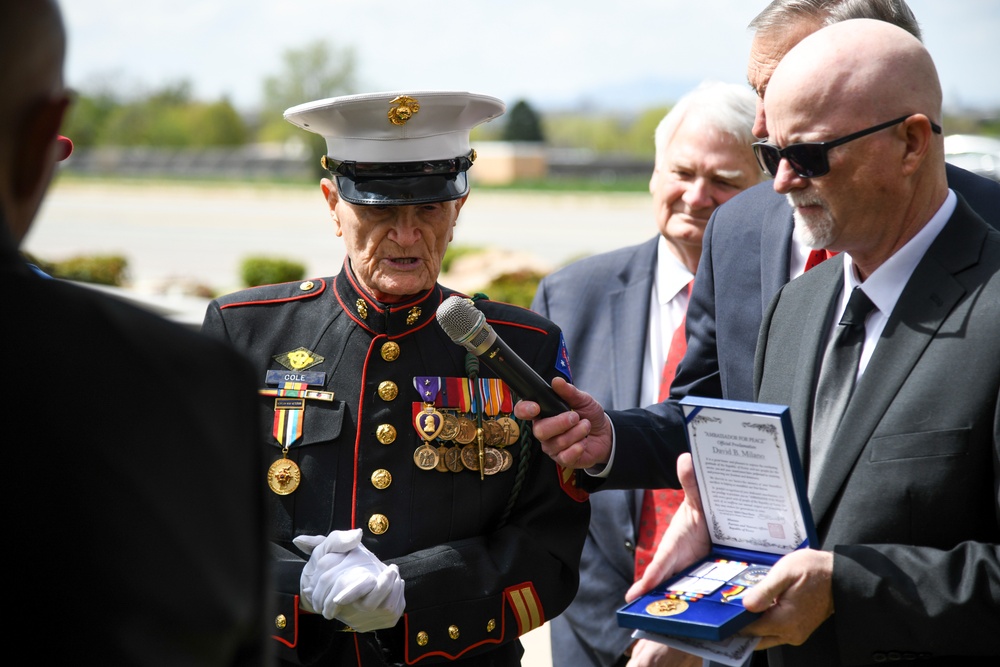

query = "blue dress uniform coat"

[{"left": 203, "top": 262, "right": 589, "bottom": 666}]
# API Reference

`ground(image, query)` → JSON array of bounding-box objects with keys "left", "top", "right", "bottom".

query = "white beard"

[{"left": 787, "top": 192, "right": 835, "bottom": 249}]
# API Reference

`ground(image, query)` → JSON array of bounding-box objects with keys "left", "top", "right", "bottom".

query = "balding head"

[
  {"left": 0, "top": 0, "right": 69, "bottom": 245},
  {"left": 769, "top": 19, "right": 940, "bottom": 133},
  {"left": 765, "top": 19, "right": 948, "bottom": 277}
]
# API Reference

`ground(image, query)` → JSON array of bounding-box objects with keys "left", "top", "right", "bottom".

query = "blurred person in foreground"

[
  {"left": 201, "top": 91, "right": 590, "bottom": 666},
  {"left": 515, "top": 0, "right": 1000, "bottom": 494},
  {"left": 2, "top": 1, "right": 270, "bottom": 664},
  {"left": 531, "top": 81, "right": 763, "bottom": 667},
  {"left": 635, "top": 19, "right": 1000, "bottom": 665}
]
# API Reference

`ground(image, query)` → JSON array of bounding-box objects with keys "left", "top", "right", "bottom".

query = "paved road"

[{"left": 30, "top": 180, "right": 655, "bottom": 296}]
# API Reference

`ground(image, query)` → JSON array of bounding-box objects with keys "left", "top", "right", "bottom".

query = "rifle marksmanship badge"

[{"left": 260, "top": 355, "right": 333, "bottom": 495}]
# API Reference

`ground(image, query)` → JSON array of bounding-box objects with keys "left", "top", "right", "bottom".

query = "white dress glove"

[{"left": 294, "top": 529, "right": 406, "bottom": 632}]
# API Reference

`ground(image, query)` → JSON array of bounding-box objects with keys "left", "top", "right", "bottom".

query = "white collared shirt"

[
  {"left": 640, "top": 235, "right": 695, "bottom": 406},
  {"left": 835, "top": 189, "right": 957, "bottom": 379}
]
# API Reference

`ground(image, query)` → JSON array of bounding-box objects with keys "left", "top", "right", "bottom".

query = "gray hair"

[
  {"left": 749, "top": 0, "right": 922, "bottom": 41},
  {"left": 653, "top": 81, "right": 759, "bottom": 164}
]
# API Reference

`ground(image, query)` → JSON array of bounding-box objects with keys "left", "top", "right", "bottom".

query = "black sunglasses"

[
  {"left": 321, "top": 149, "right": 476, "bottom": 179},
  {"left": 752, "top": 114, "right": 942, "bottom": 178}
]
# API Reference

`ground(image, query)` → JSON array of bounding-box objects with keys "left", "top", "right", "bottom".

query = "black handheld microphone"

[{"left": 436, "top": 296, "right": 570, "bottom": 418}]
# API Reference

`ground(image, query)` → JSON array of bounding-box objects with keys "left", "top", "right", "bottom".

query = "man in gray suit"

[
  {"left": 532, "top": 82, "right": 762, "bottom": 667},
  {"left": 636, "top": 19, "right": 999, "bottom": 666}
]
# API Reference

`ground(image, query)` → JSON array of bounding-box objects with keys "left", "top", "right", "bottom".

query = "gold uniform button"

[
  {"left": 378, "top": 381, "right": 399, "bottom": 401},
  {"left": 448, "top": 625, "right": 460, "bottom": 640},
  {"left": 416, "top": 631, "right": 429, "bottom": 646},
  {"left": 275, "top": 614, "right": 287, "bottom": 630},
  {"left": 299, "top": 281, "right": 314, "bottom": 291},
  {"left": 381, "top": 341, "right": 400, "bottom": 361},
  {"left": 368, "top": 513, "right": 389, "bottom": 534},
  {"left": 376, "top": 424, "right": 397, "bottom": 445},
  {"left": 371, "top": 469, "right": 392, "bottom": 489},
  {"left": 486, "top": 619, "right": 496, "bottom": 632}
]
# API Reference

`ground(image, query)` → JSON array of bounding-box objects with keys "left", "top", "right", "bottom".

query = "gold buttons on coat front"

[
  {"left": 368, "top": 514, "right": 389, "bottom": 534},
  {"left": 448, "top": 625, "right": 460, "bottom": 640},
  {"left": 376, "top": 424, "right": 397, "bottom": 444},
  {"left": 371, "top": 469, "right": 392, "bottom": 489},
  {"left": 381, "top": 341, "right": 400, "bottom": 361},
  {"left": 275, "top": 615, "right": 287, "bottom": 630},
  {"left": 486, "top": 619, "right": 496, "bottom": 632},
  {"left": 378, "top": 381, "right": 398, "bottom": 401},
  {"left": 416, "top": 631, "right": 429, "bottom": 646}
]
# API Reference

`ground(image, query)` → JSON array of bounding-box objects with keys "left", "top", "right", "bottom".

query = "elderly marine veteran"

[{"left": 202, "top": 91, "right": 590, "bottom": 667}]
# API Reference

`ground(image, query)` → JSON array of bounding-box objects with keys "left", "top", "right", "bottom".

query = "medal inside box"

[{"left": 617, "top": 396, "right": 817, "bottom": 642}]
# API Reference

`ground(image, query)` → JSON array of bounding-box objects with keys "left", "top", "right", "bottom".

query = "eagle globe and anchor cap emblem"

[{"left": 387, "top": 95, "right": 420, "bottom": 125}]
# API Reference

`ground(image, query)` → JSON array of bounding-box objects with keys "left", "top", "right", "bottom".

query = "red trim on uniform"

[
  {"left": 351, "top": 338, "right": 378, "bottom": 529},
  {"left": 505, "top": 582, "right": 545, "bottom": 635},
  {"left": 557, "top": 465, "right": 589, "bottom": 503},
  {"left": 271, "top": 595, "right": 301, "bottom": 648},
  {"left": 344, "top": 269, "right": 387, "bottom": 317},
  {"left": 220, "top": 279, "right": 326, "bottom": 310},
  {"left": 353, "top": 634, "right": 363, "bottom": 665},
  {"left": 402, "top": 608, "right": 505, "bottom": 665},
  {"left": 486, "top": 318, "right": 548, "bottom": 337},
  {"left": 333, "top": 275, "right": 376, "bottom": 331}
]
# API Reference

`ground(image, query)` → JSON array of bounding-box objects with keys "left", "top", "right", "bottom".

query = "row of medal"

[{"left": 411, "top": 376, "right": 521, "bottom": 476}]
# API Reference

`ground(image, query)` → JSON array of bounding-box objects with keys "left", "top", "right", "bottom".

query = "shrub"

[
  {"left": 482, "top": 270, "right": 545, "bottom": 309},
  {"left": 52, "top": 254, "right": 128, "bottom": 286},
  {"left": 240, "top": 256, "right": 306, "bottom": 287}
]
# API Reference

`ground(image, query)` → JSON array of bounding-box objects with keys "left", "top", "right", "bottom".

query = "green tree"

[
  {"left": 502, "top": 99, "right": 545, "bottom": 142},
  {"left": 256, "top": 40, "right": 356, "bottom": 177}
]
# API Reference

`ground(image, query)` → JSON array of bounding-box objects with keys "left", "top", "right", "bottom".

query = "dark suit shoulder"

[
  {"left": 541, "top": 236, "right": 658, "bottom": 284},
  {"left": 472, "top": 292, "right": 561, "bottom": 335},
  {"left": 945, "top": 163, "right": 1000, "bottom": 230},
  {"left": 213, "top": 277, "right": 328, "bottom": 310}
]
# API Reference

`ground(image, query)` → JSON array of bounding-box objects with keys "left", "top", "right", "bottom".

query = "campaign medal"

[
  {"left": 439, "top": 413, "right": 461, "bottom": 441},
  {"left": 268, "top": 453, "right": 301, "bottom": 495},
  {"left": 444, "top": 446, "right": 465, "bottom": 472},
  {"left": 261, "top": 365, "right": 331, "bottom": 495},
  {"left": 482, "top": 447, "right": 503, "bottom": 476},
  {"left": 435, "top": 445, "right": 450, "bottom": 472},
  {"left": 646, "top": 599, "right": 689, "bottom": 617},
  {"left": 413, "top": 443, "right": 440, "bottom": 470}
]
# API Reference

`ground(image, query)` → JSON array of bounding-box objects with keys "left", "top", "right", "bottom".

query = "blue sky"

[{"left": 63, "top": 0, "right": 1000, "bottom": 114}]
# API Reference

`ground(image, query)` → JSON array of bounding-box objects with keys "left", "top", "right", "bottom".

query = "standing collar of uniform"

[{"left": 333, "top": 257, "right": 443, "bottom": 337}]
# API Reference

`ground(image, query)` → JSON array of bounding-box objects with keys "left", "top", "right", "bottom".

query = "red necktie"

[
  {"left": 805, "top": 248, "right": 831, "bottom": 272},
  {"left": 637, "top": 281, "right": 691, "bottom": 580},
  {"left": 657, "top": 281, "right": 693, "bottom": 402}
]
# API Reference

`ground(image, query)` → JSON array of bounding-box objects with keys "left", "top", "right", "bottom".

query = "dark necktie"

[{"left": 808, "top": 287, "right": 877, "bottom": 495}]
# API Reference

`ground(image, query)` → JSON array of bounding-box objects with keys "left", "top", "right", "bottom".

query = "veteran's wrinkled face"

[{"left": 322, "top": 179, "right": 464, "bottom": 302}]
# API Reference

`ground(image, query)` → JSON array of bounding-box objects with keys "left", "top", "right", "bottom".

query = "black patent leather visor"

[{"left": 324, "top": 151, "right": 474, "bottom": 205}]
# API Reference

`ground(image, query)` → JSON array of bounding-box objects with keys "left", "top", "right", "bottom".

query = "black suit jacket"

[
  {"left": 4, "top": 225, "right": 269, "bottom": 665},
  {"left": 754, "top": 199, "right": 1000, "bottom": 666}
]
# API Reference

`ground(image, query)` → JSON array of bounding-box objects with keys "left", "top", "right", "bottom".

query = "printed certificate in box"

[{"left": 617, "top": 396, "right": 816, "bottom": 641}]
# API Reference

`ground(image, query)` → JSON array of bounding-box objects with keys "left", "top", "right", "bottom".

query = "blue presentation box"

[{"left": 617, "top": 396, "right": 817, "bottom": 641}]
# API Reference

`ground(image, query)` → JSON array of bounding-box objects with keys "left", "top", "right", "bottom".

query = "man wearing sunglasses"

[
  {"left": 655, "top": 19, "right": 997, "bottom": 665},
  {"left": 518, "top": 3, "right": 998, "bottom": 490}
]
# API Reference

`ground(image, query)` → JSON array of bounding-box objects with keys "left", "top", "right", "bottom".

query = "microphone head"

[{"left": 436, "top": 296, "right": 484, "bottom": 342}]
